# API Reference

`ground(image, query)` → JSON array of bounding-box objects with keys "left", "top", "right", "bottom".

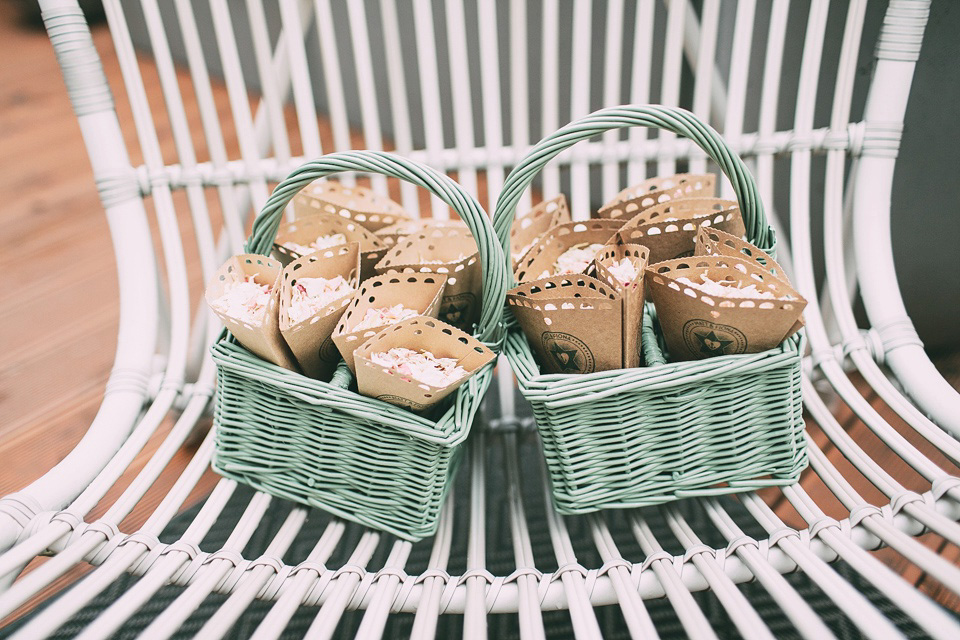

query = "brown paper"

[
  {"left": 645, "top": 255, "right": 807, "bottom": 361},
  {"left": 273, "top": 212, "right": 387, "bottom": 281},
  {"left": 332, "top": 271, "right": 447, "bottom": 373},
  {"left": 507, "top": 274, "right": 623, "bottom": 374},
  {"left": 293, "top": 180, "right": 411, "bottom": 232},
  {"left": 375, "top": 218, "right": 468, "bottom": 248},
  {"left": 513, "top": 219, "right": 624, "bottom": 284},
  {"left": 597, "top": 173, "right": 717, "bottom": 219},
  {"left": 592, "top": 244, "right": 650, "bottom": 368},
  {"left": 205, "top": 254, "right": 299, "bottom": 371},
  {"left": 277, "top": 243, "right": 361, "bottom": 380},
  {"left": 354, "top": 317, "right": 496, "bottom": 411},
  {"left": 375, "top": 225, "right": 482, "bottom": 333},
  {"left": 611, "top": 198, "right": 746, "bottom": 265},
  {"left": 510, "top": 194, "right": 572, "bottom": 268},
  {"left": 694, "top": 226, "right": 804, "bottom": 336}
]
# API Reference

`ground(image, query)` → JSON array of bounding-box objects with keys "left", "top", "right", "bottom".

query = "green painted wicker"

[
  {"left": 493, "top": 105, "right": 807, "bottom": 514},
  {"left": 211, "top": 151, "right": 507, "bottom": 541}
]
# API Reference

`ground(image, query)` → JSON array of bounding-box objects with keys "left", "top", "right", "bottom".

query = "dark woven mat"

[{"left": 1, "top": 431, "right": 949, "bottom": 639}]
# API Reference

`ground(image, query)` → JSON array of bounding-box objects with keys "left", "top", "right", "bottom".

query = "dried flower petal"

[
  {"left": 287, "top": 275, "right": 355, "bottom": 324},
  {"left": 676, "top": 274, "right": 787, "bottom": 300},
  {"left": 282, "top": 233, "right": 348, "bottom": 255},
  {"left": 352, "top": 304, "right": 420, "bottom": 331},
  {"left": 607, "top": 258, "right": 639, "bottom": 286},
  {"left": 370, "top": 347, "right": 467, "bottom": 388},
  {"left": 540, "top": 243, "right": 606, "bottom": 278},
  {"left": 212, "top": 276, "right": 272, "bottom": 325}
]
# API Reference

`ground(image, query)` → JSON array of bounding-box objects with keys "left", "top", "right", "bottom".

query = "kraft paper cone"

[
  {"left": 612, "top": 198, "right": 746, "bottom": 265},
  {"left": 273, "top": 212, "right": 387, "bottom": 281},
  {"left": 375, "top": 225, "right": 482, "bottom": 333},
  {"left": 278, "top": 243, "right": 361, "bottom": 380},
  {"left": 513, "top": 219, "right": 624, "bottom": 284},
  {"left": 205, "top": 254, "right": 299, "bottom": 371},
  {"left": 507, "top": 274, "right": 622, "bottom": 374},
  {"left": 510, "top": 194, "right": 572, "bottom": 268},
  {"left": 375, "top": 218, "right": 468, "bottom": 248},
  {"left": 293, "top": 180, "right": 411, "bottom": 232},
  {"left": 694, "top": 226, "right": 804, "bottom": 336},
  {"left": 645, "top": 255, "right": 807, "bottom": 361},
  {"left": 354, "top": 317, "right": 495, "bottom": 411},
  {"left": 593, "top": 244, "right": 650, "bottom": 369},
  {"left": 597, "top": 173, "right": 716, "bottom": 219},
  {"left": 332, "top": 271, "right": 447, "bottom": 374}
]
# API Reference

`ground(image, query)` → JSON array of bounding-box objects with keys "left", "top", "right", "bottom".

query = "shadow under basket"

[
  {"left": 506, "top": 305, "right": 807, "bottom": 515},
  {"left": 210, "top": 334, "right": 491, "bottom": 541}
]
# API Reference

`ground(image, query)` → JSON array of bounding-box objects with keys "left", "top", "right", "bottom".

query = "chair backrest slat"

[
  {"left": 379, "top": 0, "right": 419, "bottom": 212},
  {"left": 509, "top": 0, "right": 533, "bottom": 214},
  {"left": 755, "top": 0, "right": 791, "bottom": 211},
  {"left": 444, "top": 0, "right": 479, "bottom": 201},
  {"left": 245, "top": 0, "right": 293, "bottom": 166},
  {"left": 478, "top": 0, "right": 507, "bottom": 211},
  {"left": 720, "top": 0, "right": 757, "bottom": 199},
  {"left": 314, "top": 0, "right": 354, "bottom": 187},
  {"left": 412, "top": 0, "right": 448, "bottom": 218},
  {"left": 657, "top": 0, "right": 686, "bottom": 177},
  {"left": 599, "top": 0, "right": 626, "bottom": 199},
  {"left": 568, "top": 0, "right": 594, "bottom": 217},
  {"left": 346, "top": 1, "right": 388, "bottom": 195},
  {"left": 278, "top": 0, "right": 323, "bottom": 161},
  {"left": 208, "top": 0, "right": 270, "bottom": 209},
  {"left": 688, "top": 0, "right": 719, "bottom": 176},
  {"left": 626, "top": 0, "right": 656, "bottom": 184},
  {"left": 539, "top": 0, "right": 561, "bottom": 202}
]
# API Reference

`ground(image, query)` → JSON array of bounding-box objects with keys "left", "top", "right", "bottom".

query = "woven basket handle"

[
  {"left": 493, "top": 105, "right": 772, "bottom": 284},
  {"left": 246, "top": 150, "right": 507, "bottom": 348}
]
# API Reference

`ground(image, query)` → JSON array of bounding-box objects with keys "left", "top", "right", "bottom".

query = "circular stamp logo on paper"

[
  {"left": 440, "top": 292, "right": 477, "bottom": 329},
  {"left": 318, "top": 335, "right": 339, "bottom": 361},
  {"left": 377, "top": 394, "right": 426, "bottom": 411},
  {"left": 540, "top": 331, "right": 595, "bottom": 374},
  {"left": 682, "top": 319, "right": 747, "bottom": 358}
]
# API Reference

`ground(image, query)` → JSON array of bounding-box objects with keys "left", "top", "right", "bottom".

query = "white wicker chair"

[{"left": 2, "top": 0, "right": 959, "bottom": 637}]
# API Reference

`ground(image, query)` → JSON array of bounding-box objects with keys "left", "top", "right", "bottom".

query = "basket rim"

[
  {"left": 505, "top": 328, "right": 803, "bottom": 407},
  {"left": 211, "top": 334, "right": 489, "bottom": 447}
]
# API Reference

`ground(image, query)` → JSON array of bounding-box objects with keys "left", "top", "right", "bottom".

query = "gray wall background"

[{"left": 121, "top": 0, "right": 959, "bottom": 351}]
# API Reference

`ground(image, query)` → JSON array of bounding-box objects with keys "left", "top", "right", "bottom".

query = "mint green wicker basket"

[
  {"left": 211, "top": 151, "right": 507, "bottom": 541},
  {"left": 493, "top": 106, "right": 807, "bottom": 514}
]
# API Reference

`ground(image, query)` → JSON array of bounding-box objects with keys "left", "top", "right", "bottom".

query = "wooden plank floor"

[{"left": 1, "top": 3, "right": 958, "bottom": 626}]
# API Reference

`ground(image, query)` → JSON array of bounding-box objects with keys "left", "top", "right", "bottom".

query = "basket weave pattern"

[
  {"left": 494, "top": 106, "right": 807, "bottom": 514},
  {"left": 211, "top": 151, "right": 506, "bottom": 541}
]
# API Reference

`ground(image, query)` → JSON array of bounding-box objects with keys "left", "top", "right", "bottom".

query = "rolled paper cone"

[
  {"left": 278, "top": 243, "right": 361, "bottom": 380},
  {"left": 205, "top": 254, "right": 299, "bottom": 372},
  {"left": 375, "top": 225, "right": 482, "bottom": 333},
  {"left": 292, "top": 179, "right": 411, "bottom": 232},
  {"left": 507, "top": 274, "right": 623, "bottom": 374},
  {"left": 611, "top": 198, "right": 746, "bottom": 265},
  {"left": 645, "top": 255, "right": 807, "bottom": 362},
  {"left": 375, "top": 218, "right": 468, "bottom": 248},
  {"left": 593, "top": 243, "right": 650, "bottom": 368},
  {"left": 513, "top": 219, "right": 624, "bottom": 284},
  {"left": 273, "top": 211, "right": 387, "bottom": 281},
  {"left": 354, "top": 317, "right": 496, "bottom": 412},
  {"left": 332, "top": 271, "right": 447, "bottom": 373},
  {"left": 596, "top": 173, "right": 716, "bottom": 219},
  {"left": 510, "top": 194, "right": 572, "bottom": 268},
  {"left": 694, "top": 226, "right": 805, "bottom": 337}
]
